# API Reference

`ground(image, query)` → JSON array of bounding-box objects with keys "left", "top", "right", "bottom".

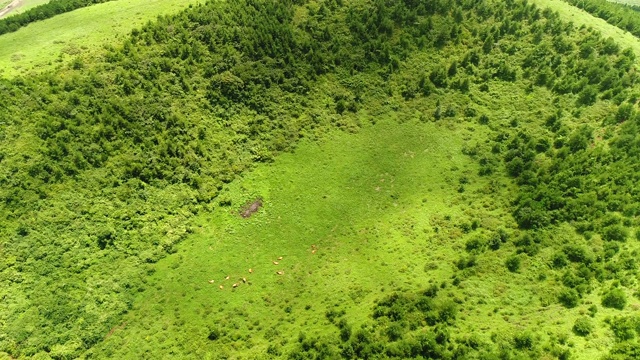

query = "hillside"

[
  {"left": 0, "top": 0, "right": 203, "bottom": 78},
  {"left": 2, "top": 0, "right": 640, "bottom": 359}
]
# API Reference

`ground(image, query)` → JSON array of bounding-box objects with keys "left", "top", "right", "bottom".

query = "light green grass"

[
  {"left": 533, "top": 0, "right": 640, "bottom": 57},
  {"left": 609, "top": 0, "right": 640, "bottom": 6},
  {"left": 9, "top": 0, "right": 51, "bottom": 15},
  {"left": 0, "top": 0, "right": 203, "bottom": 78}
]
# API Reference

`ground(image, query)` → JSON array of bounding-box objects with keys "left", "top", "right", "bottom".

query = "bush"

[
  {"left": 602, "top": 288, "right": 627, "bottom": 310},
  {"left": 573, "top": 317, "right": 593, "bottom": 336},
  {"left": 602, "top": 225, "right": 629, "bottom": 242},
  {"left": 608, "top": 316, "right": 638, "bottom": 341},
  {"left": 558, "top": 288, "right": 580, "bottom": 308},
  {"left": 465, "top": 237, "right": 485, "bottom": 253},
  {"left": 513, "top": 332, "right": 534, "bottom": 350},
  {"left": 505, "top": 255, "right": 521, "bottom": 273},
  {"left": 552, "top": 253, "right": 568, "bottom": 268}
]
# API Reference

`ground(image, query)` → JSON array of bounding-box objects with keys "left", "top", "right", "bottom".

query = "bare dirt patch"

[{"left": 240, "top": 198, "right": 263, "bottom": 218}]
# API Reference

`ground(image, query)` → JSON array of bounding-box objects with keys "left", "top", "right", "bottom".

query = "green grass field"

[{"left": 0, "top": 0, "right": 202, "bottom": 78}]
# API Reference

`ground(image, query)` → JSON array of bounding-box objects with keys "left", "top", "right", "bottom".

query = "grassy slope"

[
  {"left": 8, "top": 0, "right": 52, "bottom": 15},
  {"left": 0, "top": 0, "right": 203, "bottom": 78},
  {"left": 533, "top": 0, "right": 640, "bottom": 57}
]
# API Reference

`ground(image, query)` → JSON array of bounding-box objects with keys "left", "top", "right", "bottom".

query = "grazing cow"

[
  {"left": 219, "top": 285, "right": 224, "bottom": 290},
  {"left": 242, "top": 277, "right": 247, "bottom": 283},
  {"left": 249, "top": 268, "right": 253, "bottom": 273},
  {"left": 278, "top": 256, "right": 283, "bottom": 260},
  {"left": 208, "top": 280, "right": 215, "bottom": 284},
  {"left": 233, "top": 283, "right": 238, "bottom": 288},
  {"left": 312, "top": 249, "right": 317, "bottom": 254},
  {"left": 273, "top": 261, "right": 279, "bottom": 265},
  {"left": 276, "top": 271, "right": 284, "bottom": 275},
  {"left": 225, "top": 276, "right": 230, "bottom": 280}
]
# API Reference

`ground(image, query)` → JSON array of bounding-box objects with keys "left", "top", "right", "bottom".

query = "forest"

[{"left": 1, "top": 0, "right": 640, "bottom": 358}]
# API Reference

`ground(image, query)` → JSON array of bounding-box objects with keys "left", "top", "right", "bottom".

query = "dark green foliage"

[
  {"left": 607, "top": 316, "right": 640, "bottom": 341},
  {"left": 552, "top": 252, "right": 569, "bottom": 268},
  {"left": 558, "top": 288, "right": 580, "bottom": 308},
  {"left": 602, "top": 288, "right": 627, "bottom": 310},
  {"left": 513, "top": 332, "right": 534, "bottom": 350},
  {"left": 603, "top": 225, "right": 629, "bottom": 242},
  {"left": 456, "top": 255, "right": 477, "bottom": 270},
  {"left": 573, "top": 317, "right": 593, "bottom": 336},
  {"left": 505, "top": 255, "right": 521, "bottom": 273}
]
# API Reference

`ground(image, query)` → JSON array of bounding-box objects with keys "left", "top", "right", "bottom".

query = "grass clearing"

[
  {"left": 94, "top": 116, "right": 500, "bottom": 357},
  {"left": 0, "top": 0, "right": 203, "bottom": 78}
]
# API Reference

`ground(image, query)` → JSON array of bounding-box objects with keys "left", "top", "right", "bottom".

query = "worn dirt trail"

[{"left": 0, "top": 0, "right": 23, "bottom": 19}]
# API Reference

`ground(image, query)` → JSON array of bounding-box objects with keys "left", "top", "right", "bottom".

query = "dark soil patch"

[{"left": 240, "top": 198, "right": 263, "bottom": 218}]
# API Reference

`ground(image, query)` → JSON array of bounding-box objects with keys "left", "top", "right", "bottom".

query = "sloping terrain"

[
  {"left": 2, "top": 0, "right": 640, "bottom": 359},
  {"left": 0, "top": 0, "right": 202, "bottom": 78}
]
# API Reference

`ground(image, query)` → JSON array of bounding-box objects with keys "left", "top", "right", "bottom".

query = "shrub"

[
  {"left": 573, "top": 317, "right": 593, "bottom": 336},
  {"left": 465, "top": 237, "right": 485, "bottom": 253},
  {"left": 505, "top": 255, "right": 521, "bottom": 273},
  {"left": 558, "top": 288, "right": 580, "bottom": 308},
  {"left": 552, "top": 253, "right": 568, "bottom": 268},
  {"left": 608, "top": 316, "right": 638, "bottom": 341},
  {"left": 602, "top": 225, "right": 629, "bottom": 242},
  {"left": 602, "top": 289, "right": 627, "bottom": 310},
  {"left": 513, "top": 332, "right": 534, "bottom": 350},
  {"left": 456, "top": 255, "right": 477, "bottom": 270}
]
